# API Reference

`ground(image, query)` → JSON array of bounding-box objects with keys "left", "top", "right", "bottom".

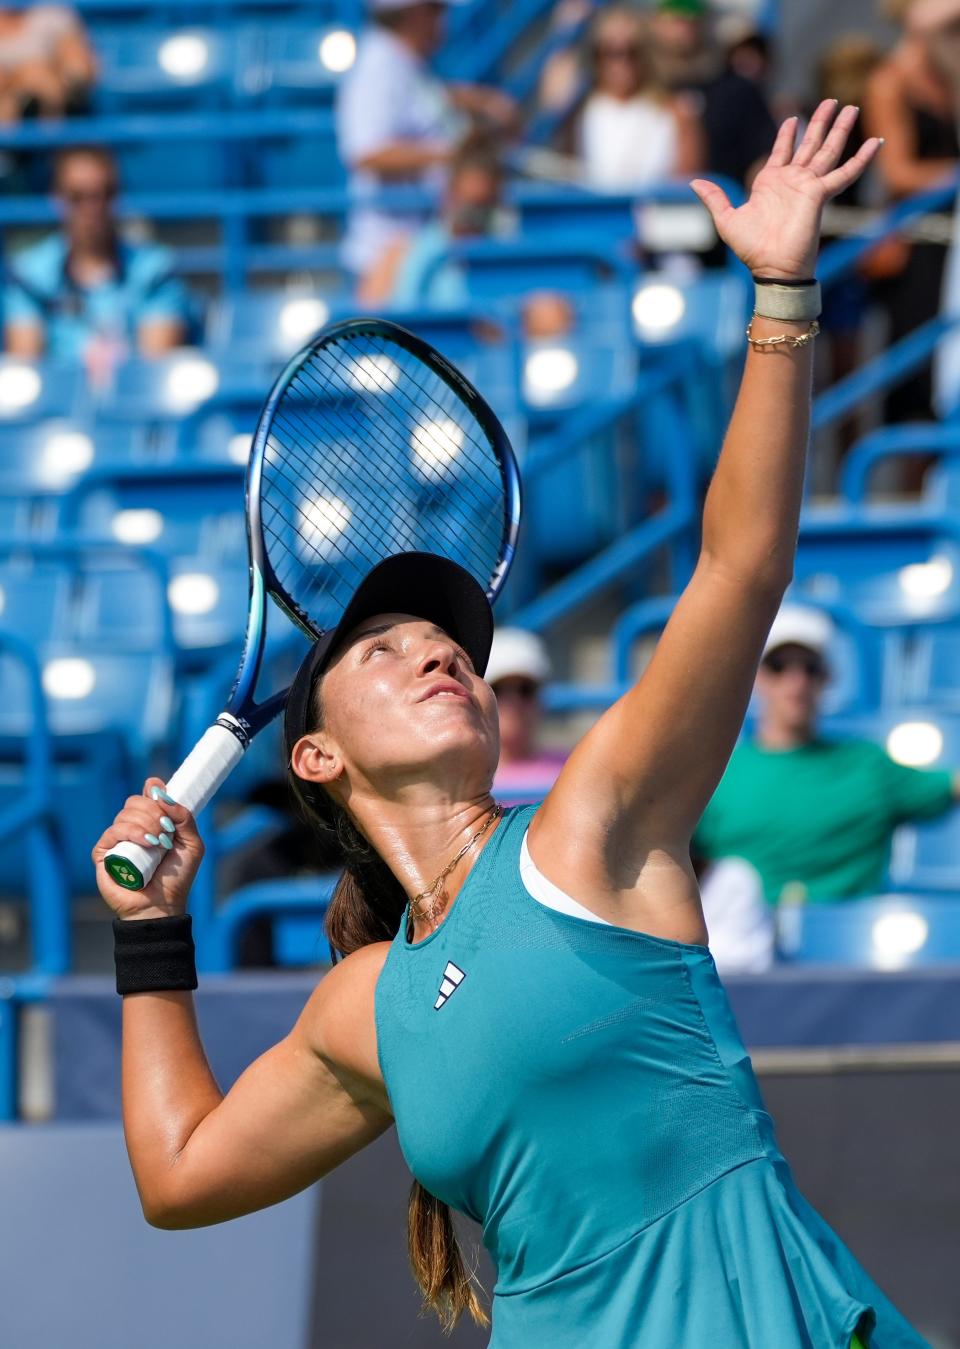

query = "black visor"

[{"left": 283, "top": 552, "right": 494, "bottom": 758}]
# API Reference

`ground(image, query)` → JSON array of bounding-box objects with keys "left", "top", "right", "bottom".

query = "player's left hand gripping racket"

[{"left": 103, "top": 318, "right": 522, "bottom": 890}]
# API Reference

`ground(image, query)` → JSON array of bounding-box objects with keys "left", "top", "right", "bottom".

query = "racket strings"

[
  {"left": 266, "top": 371, "right": 447, "bottom": 595},
  {"left": 291, "top": 350, "right": 503, "bottom": 575},
  {"left": 259, "top": 332, "right": 509, "bottom": 628},
  {"left": 303, "top": 340, "right": 502, "bottom": 527}
]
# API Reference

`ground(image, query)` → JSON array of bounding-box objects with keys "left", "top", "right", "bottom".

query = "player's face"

[{"left": 314, "top": 613, "right": 500, "bottom": 796}]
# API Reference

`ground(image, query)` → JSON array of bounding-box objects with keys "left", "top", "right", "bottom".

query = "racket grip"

[{"left": 103, "top": 719, "right": 247, "bottom": 892}]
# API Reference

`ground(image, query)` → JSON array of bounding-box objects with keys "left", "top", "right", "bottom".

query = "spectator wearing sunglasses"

[
  {"left": 649, "top": 0, "right": 777, "bottom": 189},
  {"left": 4, "top": 146, "right": 192, "bottom": 375},
  {"left": 578, "top": 6, "right": 703, "bottom": 191},
  {"left": 487, "top": 628, "right": 567, "bottom": 806},
  {"left": 694, "top": 604, "right": 960, "bottom": 909}
]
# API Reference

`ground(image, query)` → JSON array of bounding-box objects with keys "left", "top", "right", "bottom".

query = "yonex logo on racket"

[{"left": 434, "top": 962, "right": 466, "bottom": 1010}]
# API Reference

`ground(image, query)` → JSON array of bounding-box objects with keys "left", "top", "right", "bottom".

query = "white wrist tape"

[{"left": 753, "top": 280, "right": 822, "bottom": 322}]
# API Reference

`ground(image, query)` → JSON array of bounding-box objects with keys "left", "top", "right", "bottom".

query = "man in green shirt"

[{"left": 695, "top": 605, "right": 959, "bottom": 905}]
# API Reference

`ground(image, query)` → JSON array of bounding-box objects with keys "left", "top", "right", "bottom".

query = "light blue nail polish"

[
  {"left": 158, "top": 833, "right": 173, "bottom": 851},
  {"left": 150, "top": 787, "right": 177, "bottom": 805},
  {"left": 160, "top": 816, "right": 176, "bottom": 834},
  {"left": 144, "top": 833, "right": 161, "bottom": 847}
]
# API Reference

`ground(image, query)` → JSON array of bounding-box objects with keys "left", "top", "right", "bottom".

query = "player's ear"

[{"left": 290, "top": 731, "right": 343, "bottom": 787}]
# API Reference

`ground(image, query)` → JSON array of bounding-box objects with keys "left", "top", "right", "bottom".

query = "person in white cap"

[
  {"left": 335, "top": 0, "right": 516, "bottom": 287},
  {"left": 695, "top": 602, "right": 960, "bottom": 910},
  {"left": 486, "top": 626, "right": 567, "bottom": 805}
]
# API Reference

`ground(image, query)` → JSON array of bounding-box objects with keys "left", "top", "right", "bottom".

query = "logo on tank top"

[{"left": 434, "top": 961, "right": 466, "bottom": 1010}]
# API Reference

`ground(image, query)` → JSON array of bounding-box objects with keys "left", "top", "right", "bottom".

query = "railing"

[{"left": 841, "top": 422, "right": 960, "bottom": 504}]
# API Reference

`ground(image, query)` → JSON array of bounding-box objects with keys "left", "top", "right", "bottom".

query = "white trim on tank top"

[{"left": 519, "top": 829, "right": 612, "bottom": 926}]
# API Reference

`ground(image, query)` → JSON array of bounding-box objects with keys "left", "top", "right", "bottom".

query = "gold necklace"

[{"left": 409, "top": 802, "right": 503, "bottom": 928}]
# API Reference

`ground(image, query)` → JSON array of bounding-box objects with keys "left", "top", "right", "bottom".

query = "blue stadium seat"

[
  {"left": 180, "top": 412, "right": 257, "bottom": 465},
  {"left": 258, "top": 25, "right": 359, "bottom": 103},
  {"left": 777, "top": 895, "right": 960, "bottom": 967},
  {"left": 0, "top": 630, "right": 70, "bottom": 973},
  {"left": 208, "top": 291, "right": 334, "bottom": 362},
  {"left": 60, "top": 464, "right": 248, "bottom": 566},
  {"left": 256, "top": 132, "right": 345, "bottom": 190},
  {"left": 200, "top": 875, "right": 336, "bottom": 971},
  {"left": 0, "top": 639, "right": 174, "bottom": 899},
  {"left": 796, "top": 507, "right": 960, "bottom": 624},
  {"left": 907, "top": 622, "right": 960, "bottom": 710},
  {"left": 0, "top": 420, "right": 148, "bottom": 493},
  {"left": 100, "top": 353, "right": 271, "bottom": 423},
  {"left": 95, "top": 28, "right": 235, "bottom": 110},
  {"left": 522, "top": 336, "right": 635, "bottom": 412},
  {"left": 0, "top": 360, "right": 85, "bottom": 424},
  {"left": 166, "top": 559, "right": 250, "bottom": 661},
  {"left": 116, "top": 138, "right": 230, "bottom": 193}
]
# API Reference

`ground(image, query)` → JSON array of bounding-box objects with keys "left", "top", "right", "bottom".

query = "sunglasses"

[
  {"left": 596, "top": 43, "right": 642, "bottom": 61},
  {"left": 493, "top": 678, "right": 540, "bottom": 701},
  {"left": 63, "top": 186, "right": 117, "bottom": 205},
  {"left": 762, "top": 651, "right": 827, "bottom": 680}
]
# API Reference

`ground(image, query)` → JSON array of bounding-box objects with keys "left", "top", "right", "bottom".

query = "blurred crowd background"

[{"left": 2, "top": 4, "right": 960, "bottom": 1345}]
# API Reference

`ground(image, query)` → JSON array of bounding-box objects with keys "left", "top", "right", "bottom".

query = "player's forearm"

[
  {"left": 121, "top": 990, "right": 223, "bottom": 1222},
  {"left": 700, "top": 313, "right": 814, "bottom": 594}
]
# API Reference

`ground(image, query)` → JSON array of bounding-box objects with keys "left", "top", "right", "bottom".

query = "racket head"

[{"left": 245, "top": 318, "right": 522, "bottom": 645}]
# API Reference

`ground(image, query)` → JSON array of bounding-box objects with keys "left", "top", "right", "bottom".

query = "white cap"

[
  {"left": 485, "top": 627, "right": 551, "bottom": 686},
  {"left": 762, "top": 604, "right": 834, "bottom": 660},
  {"left": 371, "top": 0, "right": 447, "bottom": 10}
]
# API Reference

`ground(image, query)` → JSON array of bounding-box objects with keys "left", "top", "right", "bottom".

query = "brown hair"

[{"left": 288, "top": 679, "right": 490, "bottom": 1333}]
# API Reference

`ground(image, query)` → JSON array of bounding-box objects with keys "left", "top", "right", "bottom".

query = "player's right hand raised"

[{"left": 92, "top": 778, "right": 205, "bottom": 920}]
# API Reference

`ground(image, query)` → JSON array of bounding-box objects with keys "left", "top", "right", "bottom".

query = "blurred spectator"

[
  {"left": 487, "top": 628, "right": 567, "bottom": 805},
  {"left": 360, "top": 131, "right": 505, "bottom": 307},
  {"left": 717, "top": 17, "right": 772, "bottom": 91},
  {"left": 698, "top": 856, "right": 774, "bottom": 974},
  {"left": 4, "top": 147, "right": 192, "bottom": 374},
  {"left": 336, "top": 0, "right": 517, "bottom": 287},
  {"left": 649, "top": 0, "right": 777, "bottom": 189},
  {"left": 522, "top": 290, "right": 576, "bottom": 340},
  {"left": 864, "top": 0, "right": 960, "bottom": 426},
  {"left": 695, "top": 605, "right": 960, "bottom": 906},
  {"left": 577, "top": 6, "right": 703, "bottom": 191},
  {"left": 0, "top": 5, "right": 95, "bottom": 121}
]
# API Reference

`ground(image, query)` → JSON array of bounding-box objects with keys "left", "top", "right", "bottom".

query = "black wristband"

[
  {"left": 113, "top": 914, "right": 198, "bottom": 995},
  {"left": 752, "top": 274, "right": 817, "bottom": 287}
]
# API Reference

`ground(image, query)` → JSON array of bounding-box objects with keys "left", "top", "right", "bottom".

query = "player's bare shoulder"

[{"left": 300, "top": 942, "right": 392, "bottom": 1100}]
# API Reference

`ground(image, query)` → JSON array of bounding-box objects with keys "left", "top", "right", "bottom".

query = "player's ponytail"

[{"left": 408, "top": 1179, "right": 490, "bottom": 1332}]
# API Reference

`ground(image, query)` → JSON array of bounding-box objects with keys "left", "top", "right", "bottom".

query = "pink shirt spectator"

[{"left": 494, "top": 751, "right": 568, "bottom": 806}]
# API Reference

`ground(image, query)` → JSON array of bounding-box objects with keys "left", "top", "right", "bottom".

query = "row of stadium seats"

[{"left": 94, "top": 25, "right": 362, "bottom": 111}]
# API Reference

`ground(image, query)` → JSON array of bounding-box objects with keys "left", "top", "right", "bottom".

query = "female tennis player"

[{"left": 94, "top": 102, "right": 925, "bottom": 1347}]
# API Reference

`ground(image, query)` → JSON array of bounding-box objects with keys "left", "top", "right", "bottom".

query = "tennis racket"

[{"left": 103, "top": 317, "right": 522, "bottom": 891}]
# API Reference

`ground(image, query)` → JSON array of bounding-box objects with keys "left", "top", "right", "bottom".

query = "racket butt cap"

[{"left": 104, "top": 852, "right": 146, "bottom": 891}]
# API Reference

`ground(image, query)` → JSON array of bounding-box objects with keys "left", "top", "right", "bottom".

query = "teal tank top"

[{"left": 375, "top": 805, "right": 928, "bottom": 1348}]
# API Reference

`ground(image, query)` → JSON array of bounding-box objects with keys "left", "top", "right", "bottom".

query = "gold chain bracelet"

[{"left": 745, "top": 318, "right": 820, "bottom": 349}]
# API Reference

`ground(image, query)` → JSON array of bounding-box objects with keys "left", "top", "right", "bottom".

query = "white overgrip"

[{"left": 103, "top": 718, "right": 247, "bottom": 891}]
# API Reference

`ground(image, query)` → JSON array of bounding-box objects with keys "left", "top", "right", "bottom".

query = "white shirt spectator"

[
  {"left": 336, "top": 24, "right": 459, "bottom": 275},
  {"left": 579, "top": 92, "right": 679, "bottom": 190},
  {"left": 699, "top": 856, "right": 774, "bottom": 974}
]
